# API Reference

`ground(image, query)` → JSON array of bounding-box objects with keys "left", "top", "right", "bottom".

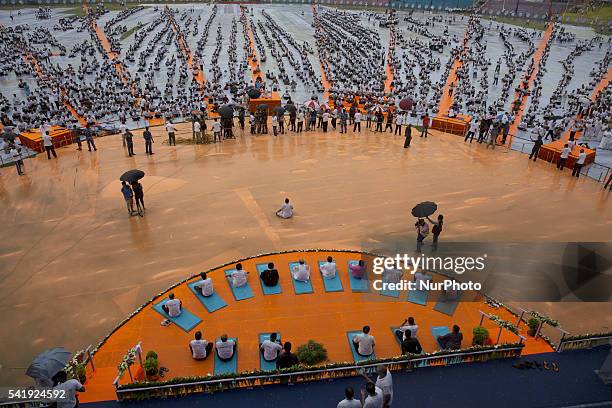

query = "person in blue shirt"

[
  {"left": 120, "top": 181, "right": 134, "bottom": 216},
  {"left": 143, "top": 127, "right": 154, "bottom": 155}
]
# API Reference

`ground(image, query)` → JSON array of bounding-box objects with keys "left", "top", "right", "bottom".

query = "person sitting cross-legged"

[
  {"left": 189, "top": 331, "right": 213, "bottom": 360},
  {"left": 395, "top": 316, "right": 418, "bottom": 342},
  {"left": 228, "top": 263, "right": 249, "bottom": 288},
  {"left": 215, "top": 334, "right": 236, "bottom": 362},
  {"left": 260, "top": 332, "right": 283, "bottom": 362},
  {"left": 261, "top": 262, "right": 279, "bottom": 287},
  {"left": 194, "top": 272, "right": 214, "bottom": 296},
  {"left": 437, "top": 324, "right": 463, "bottom": 350},
  {"left": 292, "top": 259, "right": 310, "bottom": 282},
  {"left": 401, "top": 329, "right": 423, "bottom": 355},
  {"left": 352, "top": 325, "right": 375, "bottom": 357},
  {"left": 276, "top": 341, "right": 300, "bottom": 369},
  {"left": 320, "top": 255, "right": 337, "bottom": 279},
  {"left": 349, "top": 260, "right": 366, "bottom": 279},
  {"left": 162, "top": 293, "right": 182, "bottom": 319}
]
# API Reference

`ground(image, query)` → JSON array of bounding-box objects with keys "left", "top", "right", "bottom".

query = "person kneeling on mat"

[
  {"left": 194, "top": 272, "right": 214, "bottom": 296},
  {"left": 353, "top": 326, "right": 375, "bottom": 357},
  {"left": 215, "top": 334, "right": 236, "bottom": 362},
  {"left": 260, "top": 333, "right": 283, "bottom": 362},
  {"left": 190, "top": 331, "right": 213, "bottom": 360}
]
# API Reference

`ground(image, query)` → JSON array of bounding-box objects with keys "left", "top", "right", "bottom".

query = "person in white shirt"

[
  {"left": 464, "top": 120, "right": 478, "bottom": 143},
  {"left": 194, "top": 272, "right": 214, "bottom": 297},
  {"left": 320, "top": 256, "right": 337, "bottom": 278},
  {"left": 165, "top": 121, "right": 176, "bottom": 146},
  {"left": 360, "top": 365, "right": 393, "bottom": 407},
  {"left": 42, "top": 131, "right": 57, "bottom": 159},
  {"left": 119, "top": 123, "right": 128, "bottom": 147},
  {"left": 11, "top": 147, "right": 24, "bottom": 175},
  {"left": 215, "top": 334, "right": 236, "bottom": 361},
  {"left": 395, "top": 316, "right": 418, "bottom": 341},
  {"left": 276, "top": 197, "right": 294, "bottom": 219},
  {"left": 228, "top": 263, "right": 248, "bottom": 287},
  {"left": 189, "top": 330, "right": 213, "bottom": 360},
  {"left": 353, "top": 111, "right": 362, "bottom": 132},
  {"left": 556, "top": 143, "right": 571, "bottom": 171},
  {"left": 337, "top": 387, "right": 361, "bottom": 408},
  {"left": 572, "top": 149, "right": 587, "bottom": 178},
  {"left": 52, "top": 371, "right": 85, "bottom": 408},
  {"left": 361, "top": 383, "right": 384, "bottom": 408},
  {"left": 272, "top": 115, "right": 279, "bottom": 136},
  {"left": 162, "top": 293, "right": 182, "bottom": 318},
  {"left": 212, "top": 118, "right": 222, "bottom": 142},
  {"left": 193, "top": 120, "right": 202, "bottom": 143},
  {"left": 353, "top": 325, "right": 375, "bottom": 356},
  {"left": 292, "top": 259, "right": 310, "bottom": 281},
  {"left": 260, "top": 332, "right": 282, "bottom": 361}
]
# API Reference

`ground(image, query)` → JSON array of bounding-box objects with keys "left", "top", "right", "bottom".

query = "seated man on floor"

[
  {"left": 215, "top": 334, "right": 236, "bottom": 362},
  {"left": 194, "top": 272, "right": 214, "bottom": 296},
  {"left": 395, "top": 316, "right": 418, "bottom": 341},
  {"left": 276, "top": 341, "right": 299, "bottom": 369},
  {"left": 261, "top": 262, "right": 279, "bottom": 287},
  {"left": 320, "top": 255, "right": 337, "bottom": 278},
  {"left": 349, "top": 260, "right": 366, "bottom": 279},
  {"left": 352, "top": 325, "right": 375, "bottom": 357},
  {"left": 162, "top": 293, "right": 182, "bottom": 319},
  {"left": 401, "top": 329, "right": 423, "bottom": 355},
  {"left": 437, "top": 324, "right": 463, "bottom": 350},
  {"left": 260, "top": 333, "right": 283, "bottom": 362},
  {"left": 292, "top": 259, "right": 310, "bottom": 282},
  {"left": 228, "top": 263, "right": 248, "bottom": 287},
  {"left": 383, "top": 267, "right": 403, "bottom": 284},
  {"left": 276, "top": 197, "right": 294, "bottom": 219},
  {"left": 189, "top": 331, "right": 213, "bottom": 360}
]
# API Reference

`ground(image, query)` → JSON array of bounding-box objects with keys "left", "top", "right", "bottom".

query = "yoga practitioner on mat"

[
  {"left": 276, "top": 198, "right": 294, "bottom": 219},
  {"left": 395, "top": 317, "right": 418, "bottom": 341},
  {"left": 320, "top": 256, "right": 337, "bottom": 279},
  {"left": 260, "top": 333, "right": 282, "bottom": 362},
  {"left": 189, "top": 331, "right": 213, "bottom": 360},
  {"left": 292, "top": 259, "right": 310, "bottom": 282},
  {"left": 194, "top": 272, "right": 214, "bottom": 296},
  {"left": 401, "top": 330, "right": 423, "bottom": 355},
  {"left": 349, "top": 260, "right": 366, "bottom": 279},
  {"left": 437, "top": 325, "right": 463, "bottom": 350},
  {"left": 276, "top": 341, "right": 299, "bottom": 369},
  {"left": 161, "top": 293, "right": 182, "bottom": 326},
  {"left": 215, "top": 334, "right": 236, "bottom": 362},
  {"left": 261, "top": 262, "right": 279, "bottom": 287},
  {"left": 227, "top": 263, "right": 248, "bottom": 288},
  {"left": 352, "top": 326, "right": 375, "bottom": 357}
]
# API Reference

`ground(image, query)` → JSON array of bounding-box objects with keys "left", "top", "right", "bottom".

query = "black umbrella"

[
  {"left": 273, "top": 106, "right": 285, "bottom": 115},
  {"left": 120, "top": 169, "right": 145, "bottom": 183},
  {"left": 284, "top": 103, "right": 297, "bottom": 113},
  {"left": 26, "top": 348, "right": 72, "bottom": 382},
  {"left": 219, "top": 105, "right": 234, "bottom": 118},
  {"left": 257, "top": 104, "right": 269, "bottom": 110},
  {"left": 247, "top": 88, "right": 261, "bottom": 99},
  {"left": 411, "top": 201, "right": 437, "bottom": 218}
]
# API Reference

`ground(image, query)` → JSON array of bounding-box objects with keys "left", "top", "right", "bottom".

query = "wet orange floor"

[{"left": 80, "top": 249, "right": 552, "bottom": 403}]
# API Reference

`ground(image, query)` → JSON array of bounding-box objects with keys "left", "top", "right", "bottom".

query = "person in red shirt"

[{"left": 421, "top": 113, "right": 430, "bottom": 138}]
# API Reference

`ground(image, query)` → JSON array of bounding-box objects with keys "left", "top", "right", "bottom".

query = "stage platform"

[
  {"left": 248, "top": 92, "right": 282, "bottom": 114},
  {"left": 540, "top": 141, "right": 596, "bottom": 166},
  {"left": 18, "top": 126, "right": 75, "bottom": 152},
  {"left": 432, "top": 115, "right": 472, "bottom": 136}
]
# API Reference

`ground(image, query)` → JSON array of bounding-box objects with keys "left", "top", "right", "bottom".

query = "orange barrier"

[
  {"left": 19, "top": 126, "right": 74, "bottom": 152},
  {"left": 432, "top": 114, "right": 472, "bottom": 136},
  {"left": 507, "top": 22, "right": 554, "bottom": 146}
]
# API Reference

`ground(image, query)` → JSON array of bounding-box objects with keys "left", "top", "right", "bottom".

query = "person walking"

[
  {"left": 572, "top": 149, "right": 587, "bottom": 178},
  {"left": 125, "top": 130, "right": 135, "bottom": 157},
  {"left": 556, "top": 144, "right": 571, "bottom": 171},
  {"left": 165, "top": 121, "right": 176, "bottom": 146},
  {"left": 272, "top": 115, "right": 279, "bottom": 136},
  {"left": 42, "top": 131, "right": 57, "bottom": 159},
  {"left": 403, "top": 124, "right": 412, "bottom": 148},
  {"left": 420, "top": 113, "right": 430, "bottom": 138},
  {"left": 193, "top": 119, "right": 202, "bottom": 143},
  {"left": 84, "top": 124, "right": 97, "bottom": 151},
  {"left": 121, "top": 181, "right": 135, "bottom": 216},
  {"left": 143, "top": 127, "right": 154, "bottom": 155},
  {"left": 529, "top": 136, "right": 543, "bottom": 161}
]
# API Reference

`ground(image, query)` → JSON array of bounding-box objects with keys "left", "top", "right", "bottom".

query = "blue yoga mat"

[
  {"left": 214, "top": 338, "right": 238, "bottom": 375},
  {"left": 318, "top": 261, "right": 344, "bottom": 292},
  {"left": 152, "top": 299, "right": 201, "bottom": 332},
  {"left": 224, "top": 269, "right": 255, "bottom": 301},
  {"left": 256, "top": 263, "right": 281, "bottom": 295},
  {"left": 346, "top": 331, "right": 376, "bottom": 363},
  {"left": 431, "top": 326, "right": 450, "bottom": 349},
  {"left": 380, "top": 275, "right": 400, "bottom": 298},
  {"left": 288, "top": 262, "right": 314, "bottom": 294},
  {"left": 407, "top": 289, "right": 428, "bottom": 305},
  {"left": 390, "top": 327, "right": 402, "bottom": 347},
  {"left": 259, "top": 333, "right": 281, "bottom": 371},
  {"left": 188, "top": 281, "right": 227, "bottom": 313},
  {"left": 347, "top": 260, "right": 369, "bottom": 292},
  {"left": 433, "top": 292, "right": 462, "bottom": 316}
]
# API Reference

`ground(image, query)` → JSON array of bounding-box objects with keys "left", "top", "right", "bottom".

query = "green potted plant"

[
  {"left": 472, "top": 326, "right": 490, "bottom": 346},
  {"left": 296, "top": 340, "right": 327, "bottom": 366},
  {"left": 144, "top": 351, "right": 159, "bottom": 379},
  {"left": 527, "top": 318, "right": 540, "bottom": 337}
]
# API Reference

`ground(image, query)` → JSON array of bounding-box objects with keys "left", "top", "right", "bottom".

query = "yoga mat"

[
  {"left": 433, "top": 291, "right": 461, "bottom": 316},
  {"left": 347, "top": 260, "right": 369, "bottom": 292},
  {"left": 214, "top": 338, "right": 238, "bottom": 375},
  {"left": 431, "top": 326, "right": 450, "bottom": 349},
  {"left": 288, "top": 262, "right": 314, "bottom": 294},
  {"left": 380, "top": 275, "right": 400, "bottom": 298},
  {"left": 224, "top": 269, "right": 255, "bottom": 301},
  {"left": 188, "top": 281, "right": 227, "bottom": 313},
  {"left": 407, "top": 289, "right": 428, "bottom": 305},
  {"left": 346, "top": 331, "right": 376, "bottom": 363},
  {"left": 152, "top": 299, "right": 201, "bottom": 332},
  {"left": 390, "top": 327, "right": 402, "bottom": 347},
  {"left": 259, "top": 333, "right": 281, "bottom": 371},
  {"left": 256, "top": 263, "right": 282, "bottom": 295},
  {"left": 318, "top": 261, "right": 344, "bottom": 292}
]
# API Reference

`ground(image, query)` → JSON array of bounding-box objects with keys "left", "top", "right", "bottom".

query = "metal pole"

[
  {"left": 87, "top": 348, "right": 95, "bottom": 372},
  {"left": 127, "top": 364, "right": 134, "bottom": 383},
  {"left": 516, "top": 310, "right": 525, "bottom": 328},
  {"left": 496, "top": 327, "right": 502, "bottom": 344}
]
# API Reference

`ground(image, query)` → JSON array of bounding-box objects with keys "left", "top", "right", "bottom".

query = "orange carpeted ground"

[{"left": 80, "top": 250, "right": 552, "bottom": 403}]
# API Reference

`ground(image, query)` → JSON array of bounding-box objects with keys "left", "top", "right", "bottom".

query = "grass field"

[
  {"left": 120, "top": 23, "right": 146, "bottom": 40},
  {"left": 482, "top": 15, "right": 548, "bottom": 31},
  {"left": 562, "top": 4, "right": 612, "bottom": 34}
]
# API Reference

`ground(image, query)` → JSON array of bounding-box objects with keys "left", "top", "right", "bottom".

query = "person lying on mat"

[
  {"left": 349, "top": 260, "right": 366, "bottom": 279},
  {"left": 395, "top": 317, "right": 418, "bottom": 341},
  {"left": 261, "top": 262, "right": 279, "bottom": 287},
  {"left": 194, "top": 272, "right": 214, "bottom": 296},
  {"left": 437, "top": 325, "right": 463, "bottom": 350},
  {"left": 215, "top": 334, "right": 236, "bottom": 362},
  {"left": 320, "top": 256, "right": 337, "bottom": 279},
  {"left": 276, "top": 197, "right": 294, "bottom": 219},
  {"left": 227, "top": 263, "right": 248, "bottom": 287},
  {"left": 260, "top": 333, "right": 283, "bottom": 362},
  {"left": 292, "top": 259, "right": 310, "bottom": 282},
  {"left": 276, "top": 341, "right": 299, "bottom": 369},
  {"left": 401, "top": 330, "right": 423, "bottom": 355},
  {"left": 162, "top": 293, "right": 182, "bottom": 318},
  {"left": 352, "top": 326, "right": 375, "bottom": 357},
  {"left": 189, "top": 331, "right": 213, "bottom": 360}
]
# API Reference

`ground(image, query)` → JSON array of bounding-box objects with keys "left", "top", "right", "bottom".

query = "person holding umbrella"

[
  {"left": 412, "top": 202, "right": 437, "bottom": 252},
  {"left": 121, "top": 181, "right": 135, "bottom": 216},
  {"left": 52, "top": 370, "right": 85, "bottom": 408},
  {"left": 120, "top": 170, "right": 145, "bottom": 216}
]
